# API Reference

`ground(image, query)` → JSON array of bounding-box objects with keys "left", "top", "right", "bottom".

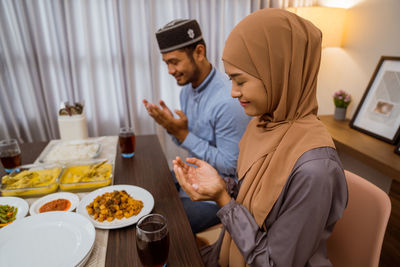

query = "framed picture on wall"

[
  {"left": 350, "top": 56, "right": 400, "bottom": 144},
  {"left": 395, "top": 142, "right": 400, "bottom": 156}
]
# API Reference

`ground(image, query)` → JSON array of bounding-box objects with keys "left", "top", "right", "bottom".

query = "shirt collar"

[{"left": 190, "top": 67, "right": 216, "bottom": 94}]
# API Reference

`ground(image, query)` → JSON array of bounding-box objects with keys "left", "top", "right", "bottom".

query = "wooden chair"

[
  {"left": 196, "top": 170, "right": 392, "bottom": 267},
  {"left": 327, "top": 170, "right": 391, "bottom": 267},
  {"left": 196, "top": 223, "right": 223, "bottom": 249}
]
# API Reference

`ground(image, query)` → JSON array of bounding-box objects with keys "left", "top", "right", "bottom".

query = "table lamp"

[{"left": 287, "top": 6, "right": 347, "bottom": 48}]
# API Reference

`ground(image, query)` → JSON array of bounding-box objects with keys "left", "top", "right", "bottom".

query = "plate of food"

[
  {"left": 77, "top": 184, "right": 154, "bottom": 229},
  {"left": 37, "top": 140, "right": 101, "bottom": 163},
  {"left": 29, "top": 192, "right": 80, "bottom": 216},
  {"left": 0, "top": 196, "right": 29, "bottom": 228}
]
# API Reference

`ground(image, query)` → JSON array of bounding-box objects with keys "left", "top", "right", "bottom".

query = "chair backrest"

[
  {"left": 326, "top": 170, "right": 391, "bottom": 267},
  {"left": 196, "top": 223, "right": 223, "bottom": 248}
]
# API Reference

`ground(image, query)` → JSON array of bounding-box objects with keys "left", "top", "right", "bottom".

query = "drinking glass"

[
  {"left": 136, "top": 214, "right": 169, "bottom": 267},
  {"left": 0, "top": 139, "right": 22, "bottom": 173},
  {"left": 119, "top": 127, "right": 136, "bottom": 158}
]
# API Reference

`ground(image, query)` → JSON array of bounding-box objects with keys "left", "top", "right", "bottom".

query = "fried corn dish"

[{"left": 86, "top": 190, "right": 143, "bottom": 222}]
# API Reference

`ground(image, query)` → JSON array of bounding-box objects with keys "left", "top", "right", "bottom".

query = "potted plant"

[{"left": 333, "top": 90, "right": 351, "bottom": 120}]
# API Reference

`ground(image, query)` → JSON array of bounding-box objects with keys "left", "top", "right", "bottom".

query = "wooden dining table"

[{"left": 0, "top": 135, "right": 205, "bottom": 267}]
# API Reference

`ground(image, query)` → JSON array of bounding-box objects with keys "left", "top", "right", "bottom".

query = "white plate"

[
  {"left": 77, "top": 184, "right": 154, "bottom": 229},
  {"left": 75, "top": 243, "right": 94, "bottom": 267},
  {"left": 0, "top": 211, "right": 95, "bottom": 267},
  {"left": 0, "top": 196, "right": 29, "bottom": 221},
  {"left": 30, "top": 192, "right": 80, "bottom": 216}
]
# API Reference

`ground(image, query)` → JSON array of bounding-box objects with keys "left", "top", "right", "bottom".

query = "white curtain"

[{"left": 0, "top": 0, "right": 310, "bottom": 163}]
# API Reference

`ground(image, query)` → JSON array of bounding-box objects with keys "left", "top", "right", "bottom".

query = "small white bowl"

[{"left": 30, "top": 192, "right": 80, "bottom": 216}]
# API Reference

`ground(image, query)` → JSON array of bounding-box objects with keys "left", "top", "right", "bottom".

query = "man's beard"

[{"left": 178, "top": 62, "right": 201, "bottom": 86}]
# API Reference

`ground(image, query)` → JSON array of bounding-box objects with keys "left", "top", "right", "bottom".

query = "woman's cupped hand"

[{"left": 172, "top": 157, "right": 231, "bottom": 206}]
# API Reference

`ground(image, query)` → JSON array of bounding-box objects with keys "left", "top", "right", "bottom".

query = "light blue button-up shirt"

[{"left": 173, "top": 67, "right": 250, "bottom": 178}]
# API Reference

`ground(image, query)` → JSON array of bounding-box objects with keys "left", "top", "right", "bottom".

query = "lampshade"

[{"left": 287, "top": 7, "right": 347, "bottom": 47}]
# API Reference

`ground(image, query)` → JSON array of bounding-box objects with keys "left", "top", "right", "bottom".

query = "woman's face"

[{"left": 224, "top": 61, "right": 268, "bottom": 117}]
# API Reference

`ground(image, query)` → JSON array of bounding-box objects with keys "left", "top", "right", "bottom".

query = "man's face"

[{"left": 162, "top": 50, "right": 200, "bottom": 86}]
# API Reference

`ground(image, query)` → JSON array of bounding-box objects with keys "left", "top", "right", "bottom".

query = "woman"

[{"left": 173, "top": 9, "right": 347, "bottom": 267}]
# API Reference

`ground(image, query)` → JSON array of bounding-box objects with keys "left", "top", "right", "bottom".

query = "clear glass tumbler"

[
  {"left": 136, "top": 214, "right": 169, "bottom": 267},
  {"left": 119, "top": 127, "right": 136, "bottom": 158},
  {"left": 0, "top": 139, "right": 22, "bottom": 173}
]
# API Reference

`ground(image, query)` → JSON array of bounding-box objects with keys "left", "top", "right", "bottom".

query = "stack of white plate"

[{"left": 0, "top": 211, "right": 95, "bottom": 267}]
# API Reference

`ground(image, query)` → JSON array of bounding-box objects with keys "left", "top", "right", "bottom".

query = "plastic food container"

[
  {"left": 37, "top": 140, "right": 101, "bottom": 164},
  {"left": 59, "top": 159, "right": 113, "bottom": 192},
  {"left": 1, "top": 163, "right": 62, "bottom": 198},
  {"left": 58, "top": 114, "right": 89, "bottom": 141}
]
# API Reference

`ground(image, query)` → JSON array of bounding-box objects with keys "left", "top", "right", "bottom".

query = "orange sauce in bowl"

[{"left": 39, "top": 199, "right": 71, "bottom": 213}]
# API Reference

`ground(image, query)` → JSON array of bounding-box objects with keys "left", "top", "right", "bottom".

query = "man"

[{"left": 143, "top": 19, "right": 250, "bottom": 233}]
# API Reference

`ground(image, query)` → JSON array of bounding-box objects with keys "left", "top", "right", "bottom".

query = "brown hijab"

[{"left": 219, "top": 9, "right": 335, "bottom": 266}]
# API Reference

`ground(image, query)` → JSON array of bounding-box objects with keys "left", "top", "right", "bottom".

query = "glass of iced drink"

[
  {"left": 136, "top": 214, "right": 169, "bottom": 267},
  {"left": 119, "top": 127, "right": 136, "bottom": 158},
  {"left": 0, "top": 139, "right": 22, "bottom": 173}
]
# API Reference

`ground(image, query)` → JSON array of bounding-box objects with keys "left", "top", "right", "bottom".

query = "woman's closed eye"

[{"left": 229, "top": 78, "right": 245, "bottom": 86}]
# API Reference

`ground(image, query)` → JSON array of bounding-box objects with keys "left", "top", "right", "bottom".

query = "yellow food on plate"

[
  {"left": 86, "top": 190, "right": 143, "bottom": 222},
  {"left": 1, "top": 168, "right": 61, "bottom": 197},
  {"left": 59, "top": 162, "right": 112, "bottom": 191}
]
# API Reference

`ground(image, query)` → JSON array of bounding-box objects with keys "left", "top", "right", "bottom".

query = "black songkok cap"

[{"left": 155, "top": 19, "right": 203, "bottom": 53}]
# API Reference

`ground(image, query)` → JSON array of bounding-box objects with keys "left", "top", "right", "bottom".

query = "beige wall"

[
  {"left": 317, "top": 0, "right": 400, "bottom": 119},
  {"left": 316, "top": 0, "right": 400, "bottom": 192}
]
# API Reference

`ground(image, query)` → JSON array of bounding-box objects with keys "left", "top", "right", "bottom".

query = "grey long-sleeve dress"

[{"left": 202, "top": 147, "right": 348, "bottom": 267}]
